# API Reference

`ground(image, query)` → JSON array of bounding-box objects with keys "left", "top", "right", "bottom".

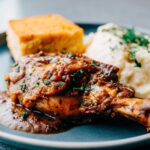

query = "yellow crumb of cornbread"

[{"left": 7, "top": 15, "right": 85, "bottom": 60}]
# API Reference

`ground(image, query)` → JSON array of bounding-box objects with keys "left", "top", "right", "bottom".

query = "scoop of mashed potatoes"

[{"left": 86, "top": 23, "right": 150, "bottom": 98}]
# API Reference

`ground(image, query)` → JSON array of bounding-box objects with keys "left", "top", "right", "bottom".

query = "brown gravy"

[
  {"left": 0, "top": 92, "right": 69, "bottom": 134},
  {"left": 0, "top": 91, "right": 105, "bottom": 134}
]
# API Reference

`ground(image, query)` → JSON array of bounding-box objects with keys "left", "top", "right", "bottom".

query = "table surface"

[
  {"left": 1, "top": 0, "right": 150, "bottom": 31},
  {"left": 0, "top": 0, "right": 150, "bottom": 149}
]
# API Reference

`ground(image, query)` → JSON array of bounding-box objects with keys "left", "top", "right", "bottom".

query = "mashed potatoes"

[{"left": 86, "top": 23, "right": 150, "bottom": 98}]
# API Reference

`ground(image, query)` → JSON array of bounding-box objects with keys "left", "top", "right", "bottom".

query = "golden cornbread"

[{"left": 7, "top": 15, "right": 84, "bottom": 60}]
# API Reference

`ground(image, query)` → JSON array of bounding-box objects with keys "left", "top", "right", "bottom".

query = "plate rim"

[
  {"left": 0, "top": 23, "right": 150, "bottom": 149},
  {"left": 0, "top": 130, "right": 150, "bottom": 149}
]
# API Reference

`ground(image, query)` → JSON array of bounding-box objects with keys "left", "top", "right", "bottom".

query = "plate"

[{"left": 0, "top": 24, "right": 150, "bottom": 150}]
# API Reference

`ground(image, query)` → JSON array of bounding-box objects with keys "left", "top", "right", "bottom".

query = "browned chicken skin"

[
  {"left": 6, "top": 52, "right": 119, "bottom": 117},
  {"left": 5, "top": 52, "right": 150, "bottom": 130}
]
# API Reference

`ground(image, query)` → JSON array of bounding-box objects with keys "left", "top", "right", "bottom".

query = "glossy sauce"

[{"left": 0, "top": 92, "right": 69, "bottom": 134}]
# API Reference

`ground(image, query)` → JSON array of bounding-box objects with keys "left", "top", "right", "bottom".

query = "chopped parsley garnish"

[
  {"left": 128, "top": 51, "right": 141, "bottom": 67},
  {"left": 43, "top": 79, "right": 50, "bottom": 85},
  {"left": 16, "top": 66, "right": 20, "bottom": 72},
  {"left": 73, "top": 85, "right": 91, "bottom": 92},
  {"left": 122, "top": 28, "right": 149, "bottom": 46},
  {"left": 12, "top": 63, "right": 20, "bottom": 72},
  {"left": 14, "top": 63, "right": 18, "bottom": 67},
  {"left": 119, "top": 41, "right": 124, "bottom": 45},
  {"left": 57, "top": 82, "right": 64, "bottom": 87},
  {"left": 36, "top": 81, "right": 40, "bottom": 85},
  {"left": 47, "top": 73, "right": 52, "bottom": 79},
  {"left": 80, "top": 99, "right": 86, "bottom": 105},
  {"left": 20, "top": 84, "right": 27, "bottom": 92},
  {"left": 22, "top": 112, "right": 29, "bottom": 119},
  {"left": 31, "top": 81, "right": 40, "bottom": 89},
  {"left": 84, "top": 86, "right": 91, "bottom": 91},
  {"left": 60, "top": 51, "right": 67, "bottom": 54},
  {"left": 73, "top": 70, "right": 85, "bottom": 82},
  {"left": 60, "top": 51, "right": 76, "bottom": 58},
  {"left": 134, "top": 60, "right": 141, "bottom": 67},
  {"left": 43, "top": 73, "right": 52, "bottom": 85},
  {"left": 102, "top": 26, "right": 117, "bottom": 33},
  {"left": 128, "top": 51, "right": 136, "bottom": 61},
  {"left": 91, "top": 61, "right": 99, "bottom": 66},
  {"left": 73, "top": 87, "right": 84, "bottom": 91},
  {"left": 12, "top": 63, "right": 18, "bottom": 67},
  {"left": 68, "top": 52, "right": 76, "bottom": 58}
]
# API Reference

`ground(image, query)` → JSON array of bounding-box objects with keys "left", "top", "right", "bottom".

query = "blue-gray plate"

[{"left": 0, "top": 24, "right": 150, "bottom": 150}]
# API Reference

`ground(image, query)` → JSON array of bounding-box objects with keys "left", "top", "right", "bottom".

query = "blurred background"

[{"left": 0, "top": 0, "right": 150, "bottom": 32}]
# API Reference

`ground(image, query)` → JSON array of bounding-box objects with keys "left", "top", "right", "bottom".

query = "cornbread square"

[{"left": 7, "top": 15, "right": 84, "bottom": 60}]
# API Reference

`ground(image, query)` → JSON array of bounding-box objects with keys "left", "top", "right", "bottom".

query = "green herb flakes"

[
  {"left": 128, "top": 51, "right": 141, "bottom": 67},
  {"left": 36, "top": 81, "right": 40, "bottom": 85},
  {"left": 20, "top": 84, "right": 26, "bottom": 92},
  {"left": 134, "top": 60, "right": 141, "bottom": 67},
  {"left": 80, "top": 99, "right": 86, "bottom": 105},
  {"left": 22, "top": 112, "right": 29, "bottom": 119},
  {"left": 102, "top": 27, "right": 117, "bottom": 33},
  {"left": 73, "top": 85, "right": 91, "bottom": 92},
  {"left": 60, "top": 51, "right": 76, "bottom": 58},
  {"left": 91, "top": 61, "right": 99, "bottom": 66},
  {"left": 16, "top": 66, "right": 20, "bottom": 72},
  {"left": 128, "top": 51, "right": 136, "bottom": 61},
  {"left": 57, "top": 82, "right": 64, "bottom": 87},
  {"left": 73, "top": 70, "right": 85, "bottom": 82},
  {"left": 119, "top": 41, "right": 124, "bottom": 45},
  {"left": 68, "top": 52, "right": 76, "bottom": 58},
  {"left": 122, "top": 28, "right": 149, "bottom": 46},
  {"left": 73, "top": 87, "right": 84, "bottom": 91},
  {"left": 31, "top": 81, "right": 40, "bottom": 89},
  {"left": 60, "top": 51, "right": 67, "bottom": 54},
  {"left": 12, "top": 63, "right": 18, "bottom": 67},
  {"left": 43, "top": 79, "right": 50, "bottom": 85},
  {"left": 47, "top": 73, "right": 52, "bottom": 79}
]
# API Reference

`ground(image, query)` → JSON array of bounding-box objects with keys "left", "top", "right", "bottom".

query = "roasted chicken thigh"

[{"left": 5, "top": 52, "right": 150, "bottom": 130}]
